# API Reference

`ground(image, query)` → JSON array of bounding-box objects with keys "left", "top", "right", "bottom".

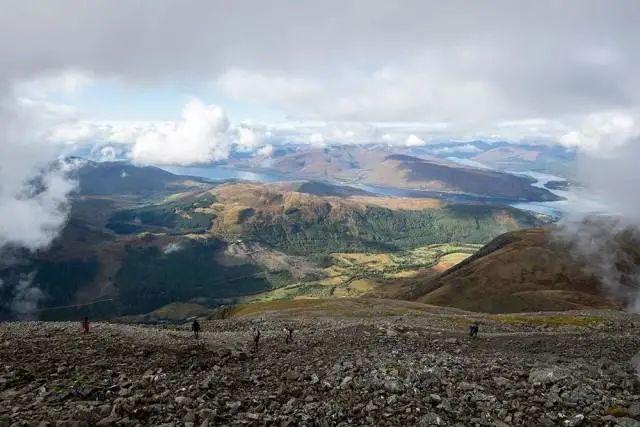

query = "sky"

[{"left": 1, "top": 0, "right": 640, "bottom": 250}]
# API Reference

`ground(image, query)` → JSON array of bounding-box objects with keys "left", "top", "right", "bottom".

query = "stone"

[
  {"left": 529, "top": 367, "right": 569, "bottom": 385},
  {"left": 614, "top": 418, "right": 640, "bottom": 427},
  {"left": 340, "top": 376, "right": 353, "bottom": 389},
  {"left": 418, "top": 412, "right": 445, "bottom": 426},
  {"left": 175, "top": 396, "right": 194, "bottom": 406}
]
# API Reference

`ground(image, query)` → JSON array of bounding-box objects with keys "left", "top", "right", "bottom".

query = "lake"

[
  {"left": 508, "top": 170, "right": 610, "bottom": 219},
  {"left": 164, "top": 165, "right": 288, "bottom": 183},
  {"left": 163, "top": 164, "right": 610, "bottom": 220}
]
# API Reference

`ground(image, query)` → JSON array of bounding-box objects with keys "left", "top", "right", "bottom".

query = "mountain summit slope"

[{"left": 1, "top": 307, "right": 639, "bottom": 425}]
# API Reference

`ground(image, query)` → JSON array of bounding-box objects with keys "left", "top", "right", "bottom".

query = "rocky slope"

[{"left": 1, "top": 300, "right": 639, "bottom": 426}]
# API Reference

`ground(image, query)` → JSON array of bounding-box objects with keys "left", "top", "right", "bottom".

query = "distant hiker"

[
  {"left": 192, "top": 319, "right": 201, "bottom": 339},
  {"left": 81, "top": 317, "right": 90, "bottom": 334},
  {"left": 252, "top": 327, "right": 261, "bottom": 350},
  {"left": 284, "top": 326, "right": 294, "bottom": 344},
  {"left": 469, "top": 321, "right": 479, "bottom": 338}
]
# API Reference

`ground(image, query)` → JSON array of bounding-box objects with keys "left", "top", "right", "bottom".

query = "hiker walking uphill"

[
  {"left": 192, "top": 319, "right": 201, "bottom": 339},
  {"left": 469, "top": 321, "right": 480, "bottom": 338},
  {"left": 252, "top": 327, "right": 261, "bottom": 350},
  {"left": 81, "top": 317, "right": 90, "bottom": 334},
  {"left": 284, "top": 326, "right": 294, "bottom": 344}
]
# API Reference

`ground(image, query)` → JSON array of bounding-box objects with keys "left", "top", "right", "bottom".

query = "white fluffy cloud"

[
  {"left": 130, "top": 100, "right": 231, "bottom": 165},
  {"left": 559, "top": 111, "right": 640, "bottom": 223},
  {"left": 560, "top": 112, "right": 639, "bottom": 155},
  {"left": 404, "top": 134, "right": 426, "bottom": 147},
  {"left": 0, "top": 96, "right": 77, "bottom": 251},
  {"left": 235, "top": 125, "right": 265, "bottom": 151}
]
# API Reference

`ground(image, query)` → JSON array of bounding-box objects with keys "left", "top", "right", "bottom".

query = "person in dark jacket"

[
  {"left": 81, "top": 317, "right": 90, "bottom": 334},
  {"left": 469, "top": 321, "right": 479, "bottom": 338},
  {"left": 192, "top": 319, "right": 201, "bottom": 339},
  {"left": 252, "top": 327, "right": 261, "bottom": 350},
  {"left": 285, "top": 326, "right": 294, "bottom": 344}
]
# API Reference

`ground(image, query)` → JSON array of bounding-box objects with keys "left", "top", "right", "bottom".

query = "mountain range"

[
  {"left": 1, "top": 154, "right": 633, "bottom": 321},
  {"left": 233, "top": 145, "right": 561, "bottom": 201}
]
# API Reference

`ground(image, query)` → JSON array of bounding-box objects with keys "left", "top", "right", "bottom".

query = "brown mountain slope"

[{"left": 410, "top": 228, "right": 640, "bottom": 313}]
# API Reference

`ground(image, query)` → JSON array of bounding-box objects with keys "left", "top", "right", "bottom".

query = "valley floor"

[{"left": 1, "top": 300, "right": 639, "bottom": 426}]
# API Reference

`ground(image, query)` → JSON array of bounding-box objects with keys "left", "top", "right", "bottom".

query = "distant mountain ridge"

[
  {"left": 72, "top": 159, "right": 209, "bottom": 195},
  {"left": 253, "top": 146, "right": 560, "bottom": 202}
]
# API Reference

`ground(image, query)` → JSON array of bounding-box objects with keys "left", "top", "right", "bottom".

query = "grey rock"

[
  {"left": 175, "top": 396, "right": 194, "bottom": 406},
  {"left": 529, "top": 367, "right": 569, "bottom": 385}
]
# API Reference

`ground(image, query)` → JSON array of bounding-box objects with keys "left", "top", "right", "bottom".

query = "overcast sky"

[
  {"left": 2, "top": 0, "right": 640, "bottom": 249},
  {"left": 2, "top": 0, "right": 639, "bottom": 150}
]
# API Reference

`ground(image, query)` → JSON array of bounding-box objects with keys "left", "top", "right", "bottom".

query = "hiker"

[
  {"left": 284, "top": 326, "right": 294, "bottom": 344},
  {"left": 469, "top": 321, "right": 479, "bottom": 338},
  {"left": 192, "top": 319, "right": 201, "bottom": 339},
  {"left": 81, "top": 316, "right": 90, "bottom": 334},
  {"left": 252, "top": 327, "right": 261, "bottom": 350}
]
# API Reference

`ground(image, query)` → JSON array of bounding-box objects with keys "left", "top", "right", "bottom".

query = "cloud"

[
  {"left": 564, "top": 112, "right": 640, "bottom": 224},
  {"left": 97, "top": 146, "right": 118, "bottom": 162},
  {"left": 0, "top": 95, "right": 77, "bottom": 251},
  {"left": 404, "top": 134, "right": 426, "bottom": 147},
  {"left": 1, "top": 2, "right": 639, "bottom": 178},
  {"left": 12, "top": 70, "right": 93, "bottom": 99},
  {"left": 215, "top": 67, "right": 506, "bottom": 123},
  {"left": 10, "top": 272, "right": 44, "bottom": 315},
  {"left": 1, "top": 1, "right": 636, "bottom": 154},
  {"left": 130, "top": 100, "right": 231, "bottom": 165},
  {"left": 559, "top": 111, "right": 639, "bottom": 154},
  {"left": 256, "top": 144, "right": 274, "bottom": 157},
  {"left": 554, "top": 110, "right": 640, "bottom": 311},
  {"left": 216, "top": 69, "right": 322, "bottom": 116},
  {"left": 1, "top": 1, "right": 638, "bottom": 129},
  {"left": 308, "top": 133, "right": 325, "bottom": 147},
  {"left": 555, "top": 218, "right": 640, "bottom": 311},
  {"left": 235, "top": 125, "right": 265, "bottom": 151}
]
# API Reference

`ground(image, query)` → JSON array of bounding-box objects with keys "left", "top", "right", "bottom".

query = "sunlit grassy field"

[{"left": 243, "top": 243, "right": 481, "bottom": 302}]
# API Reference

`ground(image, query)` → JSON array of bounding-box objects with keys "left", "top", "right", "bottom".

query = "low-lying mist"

[{"left": 557, "top": 113, "right": 640, "bottom": 312}]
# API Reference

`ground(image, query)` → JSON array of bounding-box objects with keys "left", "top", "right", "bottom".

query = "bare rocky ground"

[{"left": 1, "top": 304, "right": 639, "bottom": 426}]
